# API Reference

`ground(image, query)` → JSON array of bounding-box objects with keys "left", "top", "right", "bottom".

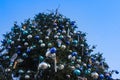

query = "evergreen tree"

[{"left": 0, "top": 11, "right": 119, "bottom": 80}]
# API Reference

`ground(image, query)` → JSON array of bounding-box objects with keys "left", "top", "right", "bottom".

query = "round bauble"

[
  {"left": 51, "top": 53, "right": 56, "bottom": 58},
  {"left": 71, "top": 56, "right": 76, "bottom": 61},
  {"left": 72, "top": 52, "right": 77, "bottom": 56},
  {"left": 39, "top": 56, "right": 44, "bottom": 62},
  {"left": 17, "top": 45, "right": 22, "bottom": 49},
  {"left": 73, "top": 69, "right": 81, "bottom": 76},
  {"left": 99, "top": 74, "right": 104, "bottom": 79},
  {"left": 25, "top": 75, "right": 30, "bottom": 79},
  {"left": 57, "top": 32, "right": 61, "bottom": 36},
  {"left": 62, "top": 29, "right": 66, "bottom": 34},
  {"left": 11, "top": 41, "right": 15, "bottom": 44},
  {"left": 58, "top": 64, "right": 64, "bottom": 70},
  {"left": 91, "top": 72, "right": 99, "bottom": 79},
  {"left": 47, "top": 43, "right": 52, "bottom": 47},
  {"left": 39, "top": 62, "right": 48, "bottom": 69},
  {"left": 59, "top": 35, "right": 64, "bottom": 39},
  {"left": 24, "top": 42, "right": 29, "bottom": 46},
  {"left": 17, "top": 38, "right": 21, "bottom": 42},
  {"left": 70, "top": 66, "right": 75, "bottom": 70},
  {"left": 39, "top": 40, "right": 43, "bottom": 43},
  {"left": 45, "top": 36, "right": 49, "bottom": 40},
  {"left": 50, "top": 47, "right": 57, "bottom": 53},
  {"left": 18, "top": 69, "right": 24, "bottom": 74},
  {"left": 75, "top": 64, "right": 80, "bottom": 68},
  {"left": 23, "top": 30, "right": 28, "bottom": 35},
  {"left": 72, "top": 40, "right": 78, "bottom": 45},
  {"left": 40, "top": 43, "right": 45, "bottom": 47},
  {"left": 85, "top": 69, "right": 91, "bottom": 75},
  {"left": 54, "top": 35, "right": 59, "bottom": 39},
  {"left": 53, "top": 28, "right": 57, "bottom": 31},
  {"left": 27, "top": 70, "right": 31, "bottom": 74},
  {"left": 34, "top": 35, "right": 40, "bottom": 40},
  {"left": 27, "top": 34, "right": 32, "bottom": 39},
  {"left": 68, "top": 55, "right": 72, "bottom": 59},
  {"left": 61, "top": 45, "right": 66, "bottom": 49}
]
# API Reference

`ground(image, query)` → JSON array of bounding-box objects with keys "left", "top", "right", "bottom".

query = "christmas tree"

[{"left": 0, "top": 11, "right": 119, "bottom": 80}]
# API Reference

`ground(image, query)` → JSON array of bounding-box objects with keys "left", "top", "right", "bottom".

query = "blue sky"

[{"left": 0, "top": 0, "right": 120, "bottom": 78}]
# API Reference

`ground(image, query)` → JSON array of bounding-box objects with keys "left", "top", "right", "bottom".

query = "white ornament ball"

[
  {"left": 39, "top": 62, "right": 48, "bottom": 69},
  {"left": 70, "top": 66, "right": 75, "bottom": 70},
  {"left": 91, "top": 72, "right": 99, "bottom": 79},
  {"left": 76, "top": 59, "right": 81, "bottom": 63},
  {"left": 54, "top": 35, "right": 58, "bottom": 39},
  {"left": 57, "top": 32, "right": 60, "bottom": 36},
  {"left": 24, "top": 42, "right": 29, "bottom": 46},
  {"left": 11, "top": 41, "right": 15, "bottom": 44},
  {"left": 17, "top": 38, "right": 21, "bottom": 42},
  {"left": 62, "top": 30, "right": 66, "bottom": 34},
  {"left": 27, "top": 34, "right": 32, "bottom": 39},
  {"left": 76, "top": 64, "right": 80, "bottom": 68},
  {"left": 68, "top": 55, "right": 72, "bottom": 59},
  {"left": 51, "top": 53, "right": 56, "bottom": 58},
  {"left": 61, "top": 45, "right": 66, "bottom": 49},
  {"left": 41, "top": 43, "right": 45, "bottom": 47},
  {"left": 58, "top": 64, "right": 64, "bottom": 70},
  {"left": 45, "top": 36, "right": 49, "bottom": 39},
  {"left": 71, "top": 56, "right": 76, "bottom": 61},
  {"left": 25, "top": 75, "right": 30, "bottom": 79},
  {"left": 53, "top": 28, "right": 57, "bottom": 31}
]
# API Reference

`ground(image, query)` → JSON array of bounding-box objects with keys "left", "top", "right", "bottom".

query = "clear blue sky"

[{"left": 0, "top": 0, "right": 120, "bottom": 78}]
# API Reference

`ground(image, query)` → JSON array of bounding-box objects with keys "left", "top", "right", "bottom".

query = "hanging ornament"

[
  {"left": 99, "top": 74, "right": 104, "bottom": 79},
  {"left": 54, "top": 35, "right": 59, "bottom": 39},
  {"left": 38, "top": 62, "right": 48, "bottom": 69},
  {"left": 50, "top": 47, "right": 57, "bottom": 53},
  {"left": 40, "top": 43, "right": 45, "bottom": 47},
  {"left": 7, "top": 39, "right": 12, "bottom": 44},
  {"left": 18, "top": 69, "right": 24, "bottom": 74},
  {"left": 47, "top": 43, "right": 52, "bottom": 47},
  {"left": 45, "top": 36, "right": 49, "bottom": 40},
  {"left": 72, "top": 40, "right": 78, "bottom": 46},
  {"left": 39, "top": 56, "right": 44, "bottom": 62},
  {"left": 27, "top": 34, "right": 33, "bottom": 39},
  {"left": 11, "top": 41, "right": 15, "bottom": 44},
  {"left": 24, "top": 42, "right": 29, "bottom": 46},
  {"left": 62, "top": 29, "right": 66, "bottom": 34},
  {"left": 61, "top": 45, "right": 66, "bottom": 49},
  {"left": 39, "top": 40, "right": 43, "bottom": 43},
  {"left": 47, "top": 28, "right": 51, "bottom": 36},
  {"left": 25, "top": 75, "right": 30, "bottom": 79},
  {"left": 75, "top": 64, "right": 80, "bottom": 68},
  {"left": 10, "top": 53, "right": 18, "bottom": 63},
  {"left": 34, "top": 35, "right": 40, "bottom": 40},
  {"left": 70, "top": 66, "right": 75, "bottom": 70},
  {"left": 57, "top": 39, "right": 62, "bottom": 47},
  {"left": 23, "top": 30, "right": 28, "bottom": 35},
  {"left": 12, "top": 74, "right": 20, "bottom": 80},
  {"left": 76, "top": 31, "right": 81, "bottom": 42},
  {"left": 22, "top": 53, "right": 28, "bottom": 58},
  {"left": 73, "top": 69, "right": 81, "bottom": 76},
  {"left": 72, "top": 52, "right": 78, "bottom": 56},
  {"left": 58, "top": 64, "right": 64, "bottom": 70},
  {"left": 76, "top": 59, "right": 81, "bottom": 63},
  {"left": 91, "top": 72, "right": 99, "bottom": 79},
  {"left": 85, "top": 69, "right": 91, "bottom": 75},
  {"left": 17, "top": 38, "right": 21, "bottom": 42}
]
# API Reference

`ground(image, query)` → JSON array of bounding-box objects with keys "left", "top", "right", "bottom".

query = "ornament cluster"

[{"left": 0, "top": 12, "right": 119, "bottom": 80}]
